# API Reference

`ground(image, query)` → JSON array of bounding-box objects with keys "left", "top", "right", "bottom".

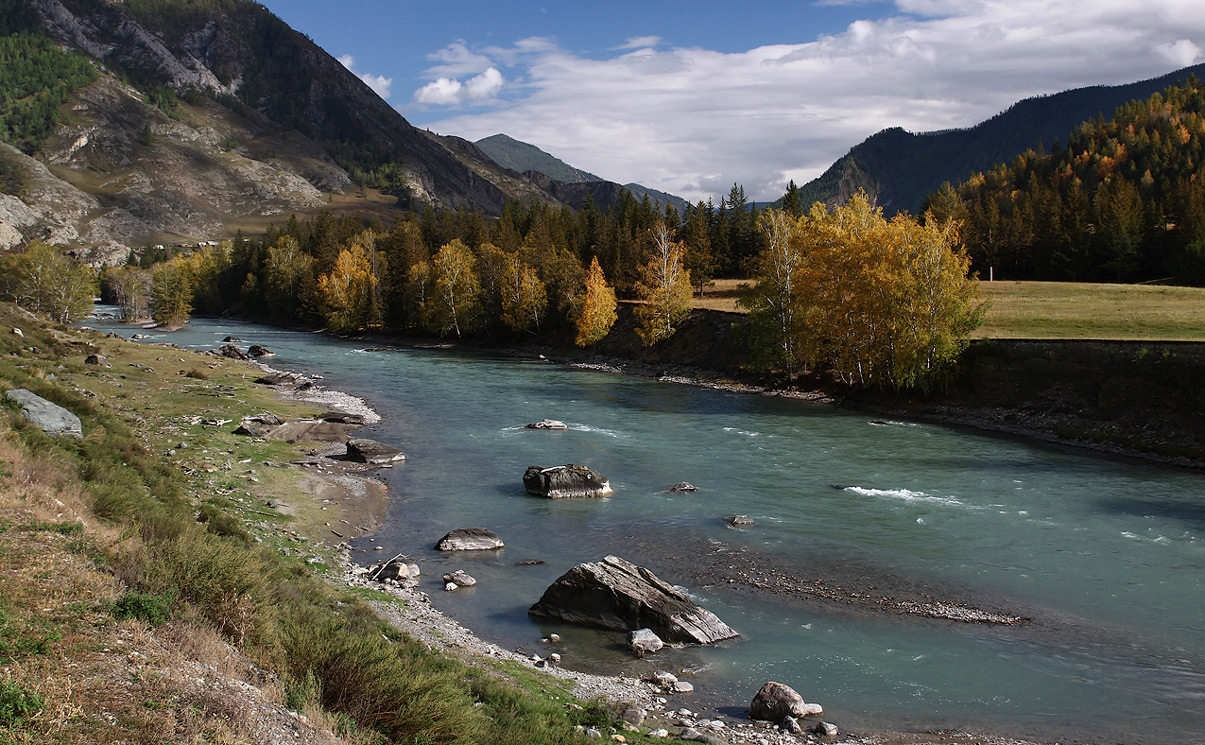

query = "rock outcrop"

[
  {"left": 523, "top": 464, "right": 613, "bottom": 498},
  {"left": 528, "top": 555, "right": 738, "bottom": 644},
  {"left": 436, "top": 528, "right": 504, "bottom": 551},
  {"left": 6, "top": 388, "right": 82, "bottom": 437}
]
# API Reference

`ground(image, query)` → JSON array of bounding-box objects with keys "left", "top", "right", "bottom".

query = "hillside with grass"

[{"left": 0, "top": 303, "right": 624, "bottom": 744}]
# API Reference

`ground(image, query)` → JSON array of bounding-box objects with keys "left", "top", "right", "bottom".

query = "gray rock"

[
  {"left": 813, "top": 721, "right": 839, "bottom": 737},
  {"left": 246, "top": 344, "right": 275, "bottom": 358},
  {"left": 526, "top": 418, "right": 569, "bottom": 430},
  {"left": 669, "top": 481, "right": 698, "bottom": 492},
  {"left": 222, "top": 336, "right": 241, "bottom": 342},
  {"left": 445, "top": 582, "right": 458, "bottom": 592},
  {"left": 585, "top": 727, "right": 602, "bottom": 738},
  {"left": 5, "top": 389, "right": 82, "bottom": 437},
  {"left": 436, "top": 528, "right": 504, "bottom": 551},
  {"left": 780, "top": 716, "right": 803, "bottom": 735},
  {"left": 255, "top": 372, "right": 304, "bottom": 386},
  {"left": 442, "top": 570, "right": 477, "bottom": 587},
  {"left": 247, "top": 413, "right": 283, "bottom": 426},
  {"left": 671, "top": 681, "right": 695, "bottom": 694},
  {"left": 628, "top": 628, "right": 664, "bottom": 657},
  {"left": 727, "top": 514, "right": 755, "bottom": 526},
  {"left": 373, "top": 558, "right": 420, "bottom": 582},
  {"left": 218, "top": 343, "right": 248, "bottom": 360},
  {"left": 321, "top": 411, "right": 365, "bottom": 424},
  {"left": 346, "top": 438, "right": 405, "bottom": 464},
  {"left": 648, "top": 729, "right": 669, "bottom": 738},
  {"left": 750, "top": 681, "right": 806, "bottom": 722},
  {"left": 523, "top": 464, "right": 613, "bottom": 498},
  {"left": 232, "top": 423, "right": 263, "bottom": 437},
  {"left": 648, "top": 670, "right": 678, "bottom": 687},
  {"left": 528, "top": 555, "right": 738, "bottom": 644},
  {"left": 11, "top": 327, "right": 23, "bottom": 337},
  {"left": 620, "top": 707, "right": 647, "bottom": 725},
  {"left": 803, "top": 702, "right": 824, "bottom": 716},
  {"left": 679, "top": 728, "right": 725, "bottom": 745},
  {"left": 84, "top": 353, "right": 110, "bottom": 367}
]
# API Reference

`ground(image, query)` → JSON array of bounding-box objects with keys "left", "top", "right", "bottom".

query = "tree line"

[{"left": 926, "top": 76, "right": 1205, "bottom": 284}]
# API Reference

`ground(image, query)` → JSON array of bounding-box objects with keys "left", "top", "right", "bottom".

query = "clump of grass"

[
  {"left": 183, "top": 368, "right": 209, "bottom": 380},
  {"left": 0, "top": 679, "right": 43, "bottom": 727},
  {"left": 112, "top": 590, "right": 175, "bottom": 627}
]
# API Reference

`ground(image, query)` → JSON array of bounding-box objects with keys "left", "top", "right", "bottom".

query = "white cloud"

[
  {"left": 338, "top": 54, "right": 393, "bottom": 100},
  {"left": 414, "top": 1, "right": 1205, "bottom": 202},
  {"left": 415, "top": 67, "right": 505, "bottom": 105},
  {"left": 614, "top": 36, "right": 663, "bottom": 50}
]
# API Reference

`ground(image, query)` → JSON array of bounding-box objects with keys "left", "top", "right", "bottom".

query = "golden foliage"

[
  {"left": 316, "top": 243, "right": 375, "bottom": 333},
  {"left": 575, "top": 256, "right": 617, "bottom": 346},
  {"left": 634, "top": 223, "right": 692, "bottom": 346}
]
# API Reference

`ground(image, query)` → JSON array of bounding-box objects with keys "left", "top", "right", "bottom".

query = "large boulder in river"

[
  {"left": 5, "top": 389, "right": 82, "bottom": 437},
  {"left": 436, "top": 528, "right": 504, "bottom": 551},
  {"left": 247, "top": 344, "right": 275, "bottom": 358},
  {"left": 528, "top": 555, "right": 738, "bottom": 644},
  {"left": 523, "top": 464, "right": 613, "bottom": 498},
  {"left": 750, "top": 681, "right": 807, "bottom": 722},
  {"left": 346, "top": 438, "right": 405, "bottom": 464}
]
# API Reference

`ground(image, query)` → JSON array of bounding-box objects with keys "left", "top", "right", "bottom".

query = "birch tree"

[
  {"left": 428, "top": 239, "right": 481, "bottom": 338},
  {"left": 634, "top": 222, "right": 692, "bottom": 346},
  {"left": 574, "top": 256, "right": 617, "bottom": 346}
]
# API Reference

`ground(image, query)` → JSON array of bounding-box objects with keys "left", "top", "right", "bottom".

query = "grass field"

[{"left": 692, "top": 278, "right": 1205, "bottom": 341}]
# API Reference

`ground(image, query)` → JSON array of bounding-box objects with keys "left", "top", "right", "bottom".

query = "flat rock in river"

[
  {"left": 529, "top": 555, "right": 738, "bottom": 644},
  {"left": 436, "top": 528, "right": 504, "bottom": 551},
  {"left": 523, "top": 464, "right": 613, "bottom": 498}
]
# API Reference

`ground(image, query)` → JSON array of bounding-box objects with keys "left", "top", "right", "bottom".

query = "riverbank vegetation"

[{"left": 0, "top": 302, "right": 614, "bottom": 744}]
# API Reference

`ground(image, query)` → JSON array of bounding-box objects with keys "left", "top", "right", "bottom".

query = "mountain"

[
  {"left": 2, "top": 0, "right": 636, "bottom": 256},
  {"left": 799, "top": 63, "right": 1205, "bottom": 215},
  {"left": 475, "top": 133, "right": 689, "bottom": 214},
  {"left": 475, "top": 134, "right": 602, "bottom": 184}
]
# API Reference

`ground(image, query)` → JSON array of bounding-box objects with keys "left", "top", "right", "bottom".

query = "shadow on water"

[{"left": 1096, "top": 495, "right": 1205, "bottom": 529}]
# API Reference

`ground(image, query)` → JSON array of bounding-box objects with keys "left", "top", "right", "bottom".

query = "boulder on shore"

[
  {"left": 346, "top": 438, "right": 405, "bottom": 464},
  {"left": 5, "top": 389, "right": 82, "bottom": 437},
  {"left": 526, "top": 419, "right": 569, "bottom": 430},
  {"left": 750, "top": 681, "right": 807, "bottom": 722},
  {"left": 436, "top": 528, "right": 504, "bottom": 551},
  {"left": 247, "top": 344, "right": 275, "bottom": 358},
  {"left": 528, "top": 555, "right": 738, "bottom": 644},
  {"left": 523, "top": 464, "right": 613, "bottom": 498},
  {"left": 218, "top": 344, "right": 248, "bottom": 360}
]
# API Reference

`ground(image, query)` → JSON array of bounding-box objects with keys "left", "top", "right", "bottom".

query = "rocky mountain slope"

[
  {"left": 2, "top": 0, "right": 648, "bottom": 259},
  {"left": 799, "top": 62, "right": 1205, "bottom": 214}
]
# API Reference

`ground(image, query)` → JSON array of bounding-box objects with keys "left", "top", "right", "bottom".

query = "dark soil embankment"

[{"left": 526, "top": 306, "right": 1205, "bottom": 468}]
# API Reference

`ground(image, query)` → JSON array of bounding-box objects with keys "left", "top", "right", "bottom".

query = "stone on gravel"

[
  {"left": 648, "top": 670, "right": 678, "bottom": 687},
  {"left": 526, "top": 418, "right": 569, "bottom": 430},
  {"left": 442, "top": 570, "right": 477, "bottom": 587},
  {"left": 346, "top": 438, "right": 405, "bottom": 464},
  {"left": 373, "top": 558, "right": 420, "bottom": 582},
  {"left": 750, "top": 681, "right": 807, "bottom": 722},
  {"left": 671, "top": 680, "right": 694, "bottom": 694},
  {"left": 436, "top": 528, "right": 504, "bottom": 551},
  {"left": 523, "top": 464, "right": 613, "bottom": 498},
  {"left": 5, "top": 389, "right": 82, "bottom": 437},
  {"left": 529, "top": 555, "right": 738, "bottom": 644},
  {"left": 813, "top": 721, "right": 839, "bottom": 737},
  {"left": 780, "top": 716, "right": 803, "bottom": 734},
  {"left": 627, "top": 628, "right": 664, "bottom": 657}
]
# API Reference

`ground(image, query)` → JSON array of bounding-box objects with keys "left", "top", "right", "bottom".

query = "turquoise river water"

[{"left": 100, "top": 314, "right": 1205, "bottom": 744}]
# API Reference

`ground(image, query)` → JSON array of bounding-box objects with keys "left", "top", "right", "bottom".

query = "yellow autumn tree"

[
  {"left": 742, "top": 209, "right": 805, "bottom": 379},
  {"left": 575, "top": 256, "right": 617, "bottom": 346},
  {"left": 317, "top": 243, "right": 374, "bottom": 333},
  {"left": 499, "top": 252, "right": 547, "bottom": 333},
  {"left": 428, "top": 239, "right": 482, "bottom": 338},
  {"left": 634, "top": 222, "right": 692, "bottom": 346}
]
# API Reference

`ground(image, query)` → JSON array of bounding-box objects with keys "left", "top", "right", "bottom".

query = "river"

[{"left": 99, "top": 313, "right": 1205, "bottom": 744}]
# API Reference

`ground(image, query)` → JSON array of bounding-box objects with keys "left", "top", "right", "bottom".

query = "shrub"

[
  {"left": 111, "top": 590, "right": 175, "bottom": 627},
  {"left": 0, "top": 680, "right": 43, "bottom": 727}
]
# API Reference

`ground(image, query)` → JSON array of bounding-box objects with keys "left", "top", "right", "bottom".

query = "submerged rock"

[
  {"left": 526, "top": 418, "right": 569, "bottom": 430},
  {"left": 436, "top": 528, "right": 504, "bottom": 551},
  {"left": 727, "top": 514, "right": 755, "bottom": 526},
  {"left": 627, "top": 628, "right": 664, "bottom": 657},
  {"left": 668, "top": 481, "right": 698, "bottom": 492},
  {"left": 346, "top": 438, "right": 404, "bottom": 464},
  {"left": 442, "top": 570, "right": 477, "bottom": 587},
  {"left": 6, "top": 389, "right": 82, "bottom": 437},
  {"left": 523, "top": 464, "right": 613, "bottom": 498},
  {"left": 528, "top": 555, "right": 738, "bottom": 644}
]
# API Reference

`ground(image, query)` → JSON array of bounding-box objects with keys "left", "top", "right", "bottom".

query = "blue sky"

[{"left": 261, "top": 0, "right": 1204, "bottom": 203}]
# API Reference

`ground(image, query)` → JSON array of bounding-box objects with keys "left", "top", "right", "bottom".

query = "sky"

[{"left": 261, "top": 0, "right": 1205, "bottom": 204}]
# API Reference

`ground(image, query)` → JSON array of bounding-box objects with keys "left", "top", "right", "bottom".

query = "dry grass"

[{"left": 691, "top": 278, "right": 1205, "bottom": 341}]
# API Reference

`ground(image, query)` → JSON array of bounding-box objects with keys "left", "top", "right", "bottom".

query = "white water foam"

[
  {"left": 723, "top": 426, "right": 764, "bottom": 438},
  {"left": 843, "top": 486, "right": 967, "bottom": 508}
]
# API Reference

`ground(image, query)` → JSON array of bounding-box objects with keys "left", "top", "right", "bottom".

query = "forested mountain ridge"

[
  {"left": 799, "top": 63, "right": 1205, "bottom": 215},
  {"left": 938, "top": 77, "right": 1205, "bottom": 285}
]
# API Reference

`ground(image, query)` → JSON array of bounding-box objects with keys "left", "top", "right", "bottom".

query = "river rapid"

[{"left": 102, "top": 314, "right": 1205, "bottom": 745}]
